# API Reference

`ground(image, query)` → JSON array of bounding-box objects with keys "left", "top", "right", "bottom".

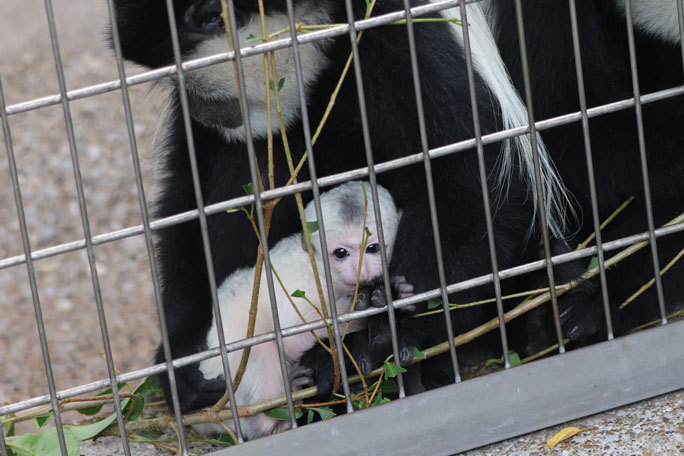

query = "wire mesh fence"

[{"left": 1, "top": 0, "right": 683, "bottom": 455}]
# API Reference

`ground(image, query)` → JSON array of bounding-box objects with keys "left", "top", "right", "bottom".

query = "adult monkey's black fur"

[
  {"left": 489, "top": 0, "right": 684, "bottom": 350},
  {"left": 109, "top": 0, "right": 683, "bottom": 414}
]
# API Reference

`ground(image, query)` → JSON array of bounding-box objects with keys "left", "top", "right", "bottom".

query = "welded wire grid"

[{"left": 1, "top": 0, "right": 683, "bottom": 455}]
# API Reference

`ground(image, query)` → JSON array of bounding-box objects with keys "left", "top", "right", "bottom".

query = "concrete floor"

[{"left": 463, "top": 389, "right": 684, "bottom": 456}]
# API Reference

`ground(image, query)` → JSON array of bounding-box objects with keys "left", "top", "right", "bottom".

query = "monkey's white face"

[
  {"left": 178, "top": 1, "right": 332, "bottom": 142},
  {"left": 328, "top": 235, "right": 390, "bottom": 290}
]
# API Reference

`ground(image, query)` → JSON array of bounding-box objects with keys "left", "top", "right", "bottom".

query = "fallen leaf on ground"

[{"left": 547, "top": 426, "right": 588, "bottom": 449}]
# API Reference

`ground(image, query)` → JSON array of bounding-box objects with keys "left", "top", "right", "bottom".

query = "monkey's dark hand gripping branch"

[{"left": 300, "top": 278, "right": 417, "bottom": 401}]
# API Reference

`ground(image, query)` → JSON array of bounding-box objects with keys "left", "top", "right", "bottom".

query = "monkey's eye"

[
  {"left": 332, "top": 248, "right": 349, "bottom": 259},
  {"left": 365, "top": 243, "right": 381, "bottom": 254}
]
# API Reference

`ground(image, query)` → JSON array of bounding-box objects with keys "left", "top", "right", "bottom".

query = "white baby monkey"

[{"left": 198, "top": 181, "right": 412, "bottom": 439}]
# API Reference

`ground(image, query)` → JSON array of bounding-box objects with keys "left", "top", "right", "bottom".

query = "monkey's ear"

[{"left": 397, "top": 208, "right": 403, "bottom": 223}]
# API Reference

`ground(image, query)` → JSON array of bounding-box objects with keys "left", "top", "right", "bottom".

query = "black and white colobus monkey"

[
  {"left": 109, "top": 0, "right": 681, "bottom": 412},
  {"left": 197, "top": 181, "right": 408, "bottom": 438},
  {"left": 485, "top": 0, "right": 684, "bottom": 344}
]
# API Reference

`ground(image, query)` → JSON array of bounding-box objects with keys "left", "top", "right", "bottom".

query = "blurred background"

[{"left": 0, "top": 0, "right": 164, "bottom": 406}]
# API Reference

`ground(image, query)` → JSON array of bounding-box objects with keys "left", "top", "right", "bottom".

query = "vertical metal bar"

[
  {"left": 0, "top": 425, "right": 8, "bottom": 456},
  {"left": 162, "top": 0, "right": 245, "bottom": 445},
  {"left": 104, "top": 0, "right": 242, "bottom": 444},
  {"left": 456, "top": 3, "right": 511, "bottom": 367},
  {"left": 347, "top": 0, "right": 413, "bottom": 392},
  {"left": 567, "top": 0, "right": 614, "bottom": 339},
  {"left": 622, "top": 0, "right": 668, "bottom": 324},
  {"left": 338, "top": 0, "right": 410, "bottom": 395},
  {"left": 223, "top": 0, "right": 298, "bottom": 429},
  {"left": 283, "top": 0, "right": 354, "bottom": 411},
  {"left": 677, "top": 0, "right": 684, "bottom": 74},
  {"left": 0, "top": 76, "right": 68, "bottom": 456},
  {"left": 512, "top": 0, "right": 566, "bottom": 351},
  {"left": 40, "top": 0, "right": 133, "bottom": 452},
  {"left": 399, "top": 0, "right": 461, "bottom": 379}
]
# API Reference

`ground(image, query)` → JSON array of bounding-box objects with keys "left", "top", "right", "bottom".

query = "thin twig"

[
  {"left": 619, "top": 246, "right": 684, "bottom": 310},
  {"left": 576, "top": 196, "right": 635, "bottom": 250}
]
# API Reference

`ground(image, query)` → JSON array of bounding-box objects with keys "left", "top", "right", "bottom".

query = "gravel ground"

[
  {"left": 1, "top": 0, "right": 161, "bottom": 410},
  {"left": 0, "top": 1, "right": 681, "bottom": 455},
  {"left": 463, "top": 389, "right": 684, "bottom": 456}
]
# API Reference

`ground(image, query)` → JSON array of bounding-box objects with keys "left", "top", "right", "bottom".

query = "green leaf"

[
  {"left": 306, "top": 221, "right": 319, "bottom": 234},
  {"left": 125, "top": 396, "right": 145, "bottom": 422},
  {"left": 264, "top": 408, "right": 302, "bottom": 421},
  {"left": 379, "top": 379, "right": 399, "bottom": 394},
  {"left": 412, "top": 347, "right": 426, "bottom": 360},
  {"left": 142, "top": 375, "right": 164, "bottom": 399},
  {"left": 587, "top": 256, "right": 599, "bottom": 271},
  {"left": 485, "top": 351, "right": 521, "bottom": 368},
  {"left": 134, "top": 430, "right": 164, "bottom": 441},
  {"left": 76, "top": 388, "right": 112, "bottom": 416},
  {"left": 66, "top": 413, "right": 117, "bottom": 441},
  {"left": 270, "top": 78, "right": 286, "bottom": 93},
  {"left": 364, "top": 227, "right": 372, "bottom": 238},
  {"left": 242, "top": 183, "right": 254, "bottom": 195},
  {"left": 427, "top": 298, "right": 442, "bottom": 310},
  {"left": 215, "top": 433, "right": 235, "bottom": 445},
  {"left": 33, "top": 415, "right": 52, "bottom": 429},
  {"left": 76, "top": 382, "right": 130, "bottom": 417},
  {"left": 245, "top": 34, "right": 266, "bottom": 43},
  {"left": 370, "top": 393, "right": 390, "bottom": 406},
  {"left": 306, "top": 409, "right": 315, "bottom": 424},
  {"left": 122, "top": 375, "right": 164, "bottom": 422},
  {"left": 383, "top": 360, "right": 407, "bottom": 378},
  {"left": 307, "top": 406, "right": 336, "bottom": 420},
  {"left": 292, "top": 289, "right": 306, "bottom": 298},
  {"left": 9, "top": 427, "right": 80, "bottom": 456},
  {"left": 3, "top": 415, "right": 16, "bottom": 437},
  {"left": 485, "top": 355, "right": 504, "bottom": 367},
  {"left": 509, "top": 351, "right": 522, "bottom": 367}
]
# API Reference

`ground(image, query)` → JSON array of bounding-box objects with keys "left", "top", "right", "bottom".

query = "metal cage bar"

[
  {"left": 223, "top": 0, "right": 300, "bottom": 430},
  {"left": 678, "top": 0, "right": 684, "bottom": 74},
  {"left": 400, "top": 0, "right": 462, "bottom": 381},
  {"left": 0, "top": 425, "right": 7, "bottom": 456},
  {"left": 2, "top": 0, "right": 684, "bottom": 453},
  {"left": 163, "top": 0, "right": 252, "bottom": 441},
  {"left": 2, "top": 83, "right": 683, "bottom": 275},
  {"left": 455, "top": 1, "right": 510, "bottom": 369},
  {"left": 3, "top": 1, "right": 467, "bottom": 119},
  {"left": 567, "top": 0, "right": 614, "bottom": 339},
  {"left": 284, "top": 0, "right": 356, "bottom": 411},
  {"left": 3, "top": 217, "right": 682, "bottom": 419},
  {"left": 623, "top": 0, "right": 668, "bottom": 325},
  {"left": 1, "top": 76, "right": 69, "bottom": 456},
  {"left": 512, "top": 0, "right": 565, "bottom": 351},
  {"left": 340, "top": 0, "right": 410, "bottom": 396},
  {"left": 104, "top": 0, "right": 204, "bottom": 447},
  {"left": 40, "top": 0, "right": 133, "bottom": 452}
]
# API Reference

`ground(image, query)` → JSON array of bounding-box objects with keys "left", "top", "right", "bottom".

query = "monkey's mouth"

[{"left": 187, "top": 94, "right": 244, "bottom": 129}]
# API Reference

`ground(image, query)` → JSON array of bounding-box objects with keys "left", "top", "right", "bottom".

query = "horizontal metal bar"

[
  {"left": 2, "top": 219, "right": 682, "bottom": 417},
  {"left": 4, "top": 0, "right": 470, "bottom": 117},
  {"left": 2, "top": 83, "right": 682, "bottom": 272},
  {"left": 211, "top": 319, "right": 684, "bottom": 456}
]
